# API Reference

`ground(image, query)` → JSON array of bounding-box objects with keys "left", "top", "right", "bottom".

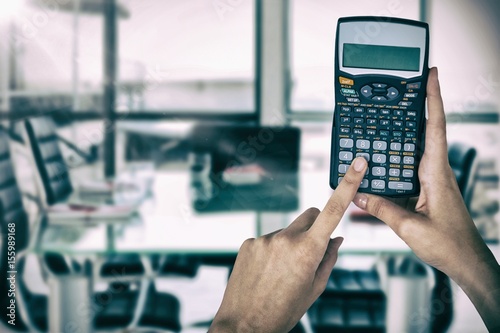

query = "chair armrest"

[{"left": 14, "top": 251, "right": 43, "bottom": 333}]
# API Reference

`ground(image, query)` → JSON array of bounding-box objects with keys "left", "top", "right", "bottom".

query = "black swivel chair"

[
  {"left": 24, "top": 117, "right": 144, "bottom": 277},
  {"left": 0, "top": 128, "right": 144, "bottom": 331},
  {"left": 0, "top": 127, "right": 182, "bottom": 332},
  {"left": 429, "top": 142, "right": 478, "bottom": 333},
  {"left": 448, "top": 142, "right": 478, "bottom": 209}
]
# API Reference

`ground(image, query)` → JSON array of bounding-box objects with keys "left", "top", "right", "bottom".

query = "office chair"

[
  {"left": 448, "top": 142, "right": 478, "bottom": 209},
  {"left": 0, "top": 129, "right": 138, "bottom": 331},
  {"left": 0, "top": 128, "right": 182, "bottom": 332},
  {"left": 23, "top": 117, "right": 144, "bottom": 278},
  {"left": 429, "top": 142, "right": 478, "bottom": 333}
]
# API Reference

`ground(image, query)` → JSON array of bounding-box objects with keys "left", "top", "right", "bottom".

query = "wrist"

[
  {"left": 209, "top": 316, "right": 255, "bottom": 333},
  {"left": 460, "top": 261, "right": 500, "bottom": 331}
]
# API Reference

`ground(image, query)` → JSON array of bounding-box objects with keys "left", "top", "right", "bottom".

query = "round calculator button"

[
  {"left": 356, "top": 140, "right": 371, "bottom": 150},
  {"left": 372, "top": 167, "right": 386, "bottom": 176},
  {"left": 360, "top": 85, "right": 373, "bottom": 98},
  {"left": 386, "top": 87, "right": 399, "bottom": 100},
  {"left": 372, "top": 154, "right": 387, "bottom": 164},
  {"left": 403, "top": 170, "right": 414, "bottom": 178},
  {"left": 338, "top": 164, "right": 349, "bottom": 173}
]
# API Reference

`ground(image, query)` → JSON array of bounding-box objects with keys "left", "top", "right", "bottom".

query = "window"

[
  {"left": 290, "top": 0, "right": 500, "bottom": 115},
  {"left": 290, "top": 0, "right": 421, "bottom": 112},
  {"left": 429, "top": 0, "right": 500, "bottom": 114},
  {"left": 117, "top": 0, "right": 255, "bottom": 113},
  {"left": 2, "top": 0, "right": 104, "bottom": 113}
]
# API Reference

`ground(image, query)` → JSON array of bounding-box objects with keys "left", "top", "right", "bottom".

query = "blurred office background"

[{"left": 0, "top": 0, "right": 498, "bottom": 332}]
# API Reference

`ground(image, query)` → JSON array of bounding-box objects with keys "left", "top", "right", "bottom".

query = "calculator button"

[
  {"left": 406, "top": 132, "right": 416, "bottom": 138},
  {"left": 373, "top": 83, "right": 387, "bottom": 89},
  {"left": 373, "top": 141, "right": 387, "bottom": 150},
  {"left": 340, "top": 127, "right": 351, "bottom": 134},
  {"left": 341, "top": 106, "right": 351, "bottom": 112},
  {"left": 407, "top": 121, "right": 417, "bottom": 129},
  {"left": 339, "top": 138, "right": 354, "bottom": 148},
  {"left": 380, "top": 109, "right": 391, "bottom": 115},
  {"left": 393, "top": 131, "right": 403, "bottom": 137},
  {"left": 380, "top": 130, "right": 389, "bottom": 136},
  {"left": 402, "top": 170, "right": 414, "bottom": 178},
  {"left": 356, "top": 153, "right": 370, "bottom": 162},
  {"left": 371, "top": 180, "right": 386, "bottom": 190},
  {"left": 356, "top": 140, "right": 370, "bottom": 149},
  {"left": 403, "top": 156, "right": 415, "bottom": 164},
  {"left": 389, "top": 169, "right": 401, "bottom": 177},
  {"left": 341, "top": 117, "right": 351, "bottom": 123},
  {"left": 407, "top": 111, "right": 417, "bottom": 117},
  {"left": 341, "top": 88, "right": 357, "bottom": 95},
  {"left": 399, "top": 101, "right": 413, "bottom": 107},
  {"left": 393, "top": 120, "right": 403, "bottom": 127},
  {"left": 386, "top": 87, "right": 399, "bottom": 99},
  {"left": 338, "top": 177, "right": 344, "bottom": 184},
  {"left": 353, "top": 128, "right": 364, "bottom": 135},
  {"left": 367, "top": 119, "right": 377, "bottom": 125},
  {"left": 406, "top": 82, "right": 421, "bottom": 89},
  {"left": 373, "top": 96, "right": 387, "bottom": 101},
  {"left": 360, "top": 85, "right": 373, "bottom": 97},
  {"left": 404, "top": 143, "right": 416, "bottom": 152},
  {"left": 354, "top": 118, "right": 365, "bottom": 124},
  {"left": 390, "top": 143, "right": 402, "bottom": 151},
  {"left": 372, "top": 167, "right": 386, "bottom": 176},
  {"left": 388, "top": 182, "right": 413, "bottom": 190},
  {"left": 339, "top": 152, "right": 353, "bottom": 161},
  {"left": 389, "top": 155, "right": 401, "bottom": 164},
  {"left": 404, "top": 93, "right": 418, "bottom": 98},
  {"left": 380, "top": 119, "right": 390, "bottom": 126},
  {"left": 373, "top": 154, "right": 386, "bottom": 164},
  {"left": 367, "top": 108, "right": 378, "bottom": 114},
  {"left": 347, "top": 98, "right": 360, "bottom": 103},
  {"left": 360, "top": 179, "right": 369, "bottom": 189},
  {"left": 393, "top": 110, "right": 403, "bottom": 116},
  {"left": 338, "top": 164, "right": 349, "bottom": 173},
  {"left": 366, "top": 129, "right": 377, "bottom": 135},
  {"left": 354, "top": 107, "right": 364, "bottom": 113}
]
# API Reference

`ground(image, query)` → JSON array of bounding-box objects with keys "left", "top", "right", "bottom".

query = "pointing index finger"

[{"left": 310, "top": 157, "right": 367, "bottom": 240}]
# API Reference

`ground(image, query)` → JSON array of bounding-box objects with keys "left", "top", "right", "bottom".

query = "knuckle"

[
  {"left": 240, "top": 238, "right": 255, "bottom": 251},
  {"left": 397, "top": 221, "right": 414, "bottom": 239},
  {"left": 325, "top": 200, "right": 347, "bottom": 218},
  {"left": 273, "top": 232, "right": 289, "bottom": 245},
  {"left": 342, "top": 173, "right": 358, "bottom": 186},
  {"left": 371, "top": 199, "right": 387, "bottom": 218}
]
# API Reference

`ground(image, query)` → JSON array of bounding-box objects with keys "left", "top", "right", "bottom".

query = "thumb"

[{"left": 353, "top": 193, "right": 413, "bottom": 237}]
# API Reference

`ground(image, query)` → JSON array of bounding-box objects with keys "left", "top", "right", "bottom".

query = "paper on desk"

[
  {"left": 78, "top": 180, "right": 114, "bottom": 195},
  {"left": 47, "top": 203, "right": 137, "bottom": 225}
]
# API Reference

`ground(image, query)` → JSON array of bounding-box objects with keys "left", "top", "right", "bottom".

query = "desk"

[
  {"left": 30, "top": 169, "right": 412, "bottom": 332},
  {"left": 35, "top": 170, "right": 410, "bottom": 256}
]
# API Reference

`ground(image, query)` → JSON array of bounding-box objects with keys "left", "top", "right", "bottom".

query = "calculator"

[{"left": 330, "top": 16, "right": 429, "bottom": 197}]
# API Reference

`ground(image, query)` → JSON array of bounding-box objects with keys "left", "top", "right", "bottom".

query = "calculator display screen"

[{"left": 343, "top": 43, "right": 420, "bottom": 72}]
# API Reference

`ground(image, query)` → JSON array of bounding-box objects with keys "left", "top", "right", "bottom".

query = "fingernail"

[
  {"left": 353, "top": 157, "right": 366, "bottom": 172},
  {"left": 354, "top": 193, "right": 368, "bottom": 209}
]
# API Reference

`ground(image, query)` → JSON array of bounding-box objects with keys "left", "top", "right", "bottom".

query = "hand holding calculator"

[{"left": 330, "top": 16, "right": 429, "bottom": 197}]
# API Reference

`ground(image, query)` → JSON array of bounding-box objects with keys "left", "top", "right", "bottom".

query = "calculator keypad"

[{"left": 335, "top": 81, "right": 420, "bottom": 195}]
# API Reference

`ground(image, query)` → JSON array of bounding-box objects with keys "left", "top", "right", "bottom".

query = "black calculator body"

[{"left": 330, "top": 16, "right": 429, "bottom": 197}]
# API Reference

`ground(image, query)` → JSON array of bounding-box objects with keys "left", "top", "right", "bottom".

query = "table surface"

[{"left": 34, "top": 169, "right": 410, "bottom": 256}]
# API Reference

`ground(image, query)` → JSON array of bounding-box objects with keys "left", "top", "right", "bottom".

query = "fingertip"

[
  {"left": 353, "top": 193, "right": 368, "bottom": 209},
  {"left": 353, "top": 157, "right": 367, "bottom": 172},
  {"left": 331, "top": 236, "right": 344, "bottom": 249},
  {"left": 427, "top": 67, "right": 441, "bottom": 96}
]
